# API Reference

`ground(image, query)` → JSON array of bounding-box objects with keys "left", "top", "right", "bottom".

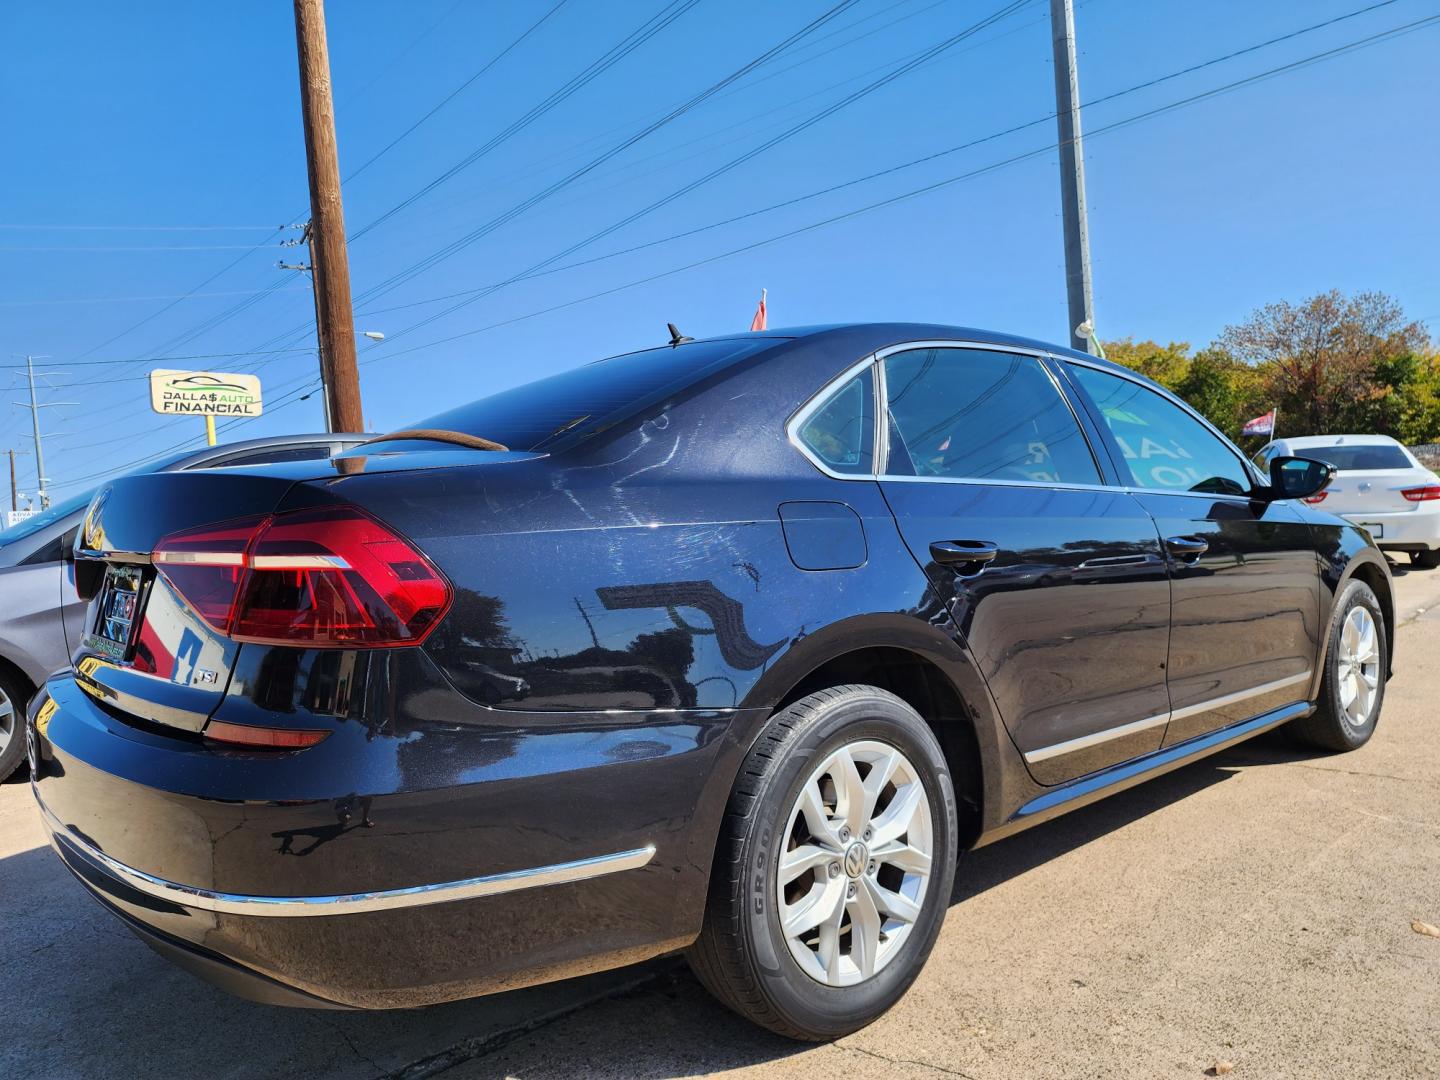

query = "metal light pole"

[
  {"left": 11, "top": 356, "right": 73, "bottom": 510},
  {"left": 1050, "top": 0, "right": 1098, "bottom": 355}
]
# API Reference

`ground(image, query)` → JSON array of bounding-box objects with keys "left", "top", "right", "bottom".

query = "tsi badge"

[{"left": 194, "top": 669, "right": 219, "bottom": 686}]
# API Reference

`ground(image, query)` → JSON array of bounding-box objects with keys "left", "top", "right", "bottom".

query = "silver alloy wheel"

[
  {"left": 1336, "top": 605, "right": 1381, "bottom": 727},
  {"left": 776, "top": 739, "right": 934, "bottom": 987},
  {"left": 0, "top": 685, "right": 13, "bottom": 759}
]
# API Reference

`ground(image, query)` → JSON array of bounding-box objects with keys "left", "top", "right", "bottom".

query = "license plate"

[
  {"left": 93, "top": 565, "right": 144, "bottom": 655},
  {"left": 1352, "top": 521, "right": 1384, "bottom": 538}
]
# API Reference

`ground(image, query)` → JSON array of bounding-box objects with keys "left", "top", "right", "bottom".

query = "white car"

[{"left": 1254, "top": 434, "right": 1440, "bottom": 568}]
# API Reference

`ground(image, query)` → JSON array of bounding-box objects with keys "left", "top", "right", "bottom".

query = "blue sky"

[{"left": 2, "top": 0, "right": 1436, "bottom": 502}]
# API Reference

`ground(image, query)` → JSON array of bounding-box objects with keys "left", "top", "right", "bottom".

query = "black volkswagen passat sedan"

[{"left": 30, "top": 324, "right": 1391, "bottom": 1039}]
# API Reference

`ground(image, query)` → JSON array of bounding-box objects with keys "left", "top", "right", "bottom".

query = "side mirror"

[{"left": 1269, "top": 455, "right": 1332, "bottom": 501}]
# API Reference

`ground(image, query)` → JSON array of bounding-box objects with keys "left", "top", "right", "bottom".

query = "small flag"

[
  {"left": 749, "top": 288, "right": 767, "bottom": 332},
  {"left": 1242, "top": 409, "right": 1276, "bottom": 437}
]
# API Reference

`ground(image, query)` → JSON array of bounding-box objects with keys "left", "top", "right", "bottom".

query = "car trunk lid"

[{"left": 71, "top": 469, "right": 310, "bottom": 731}]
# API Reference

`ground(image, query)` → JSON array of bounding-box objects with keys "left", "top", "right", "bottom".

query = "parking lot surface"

[{"left": 5, "top": 567, "right": 1439, "bottom": 1080}]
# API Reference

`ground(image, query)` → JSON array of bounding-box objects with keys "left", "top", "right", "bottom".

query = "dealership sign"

[{"left": 149, "top": 369, "right": 263, "bottom": 417}]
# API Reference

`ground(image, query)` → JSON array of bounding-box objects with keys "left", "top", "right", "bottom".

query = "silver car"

[{"left": 0, "top": 433, "right": 367, "bottom": 779}]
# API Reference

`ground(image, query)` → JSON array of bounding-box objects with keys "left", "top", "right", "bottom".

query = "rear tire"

[
  {"left": 0, "top": 667, "right": 30, "bottom": 782},
  {"left": 1410, "top": 549, "right": 1440, "bottom": 569},
  {"left": 688, "top": 685, "right": 957, "bottom": 1041},
  {"left": 1286, "top": 580, "right": 1386, "bottom": 752}
]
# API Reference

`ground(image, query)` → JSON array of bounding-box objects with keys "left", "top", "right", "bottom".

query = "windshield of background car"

[
  {"left": 391, "top": 338, "right": 779, "bottom": 452},
  {"left": 1297, "top": 444, "right": 1413, "bottom": 470},
  {"left": 0, "top": 489, "right": 93, "bottom": 545}
]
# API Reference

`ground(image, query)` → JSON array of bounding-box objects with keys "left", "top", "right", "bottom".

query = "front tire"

[
  {"left": 1287, "top": 580, "right": 1387, "bottom": 752},
  {"left": 688, "top": 685, "right": 958, "bottom": 1040},
  {"left": 0, "top": 667, "right": 30, "bottom": 782}
]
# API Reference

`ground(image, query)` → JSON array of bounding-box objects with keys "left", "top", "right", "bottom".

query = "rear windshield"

[
  {"left": 1298, "top": 444, "right": 1412, "bottom": 470},
  {"left": 394, "top": 338, "right": 778, "bottom": 452}
]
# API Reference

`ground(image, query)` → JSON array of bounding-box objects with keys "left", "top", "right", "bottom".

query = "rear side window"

[
  {"left": 1069, "top": 364, "right": 1252, "bottom": 496},
  {"left": 405, "top": 338, "right": 775, "bottom": 452},
  {"left": 203, "top": 445, "right": 333, "bottom": 469},
  {"left": 1296, "top": 444, "right": 1412, "bottom": 470},
  {"left": 882, "top": 348, "right": 1100, "bottom": 484},
  {"left": 797, "top": 367, "right": 875, "bottom": 475}
]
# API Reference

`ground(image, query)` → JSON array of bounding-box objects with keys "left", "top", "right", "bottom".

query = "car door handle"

[
  {"left": 1164, "top": 535, "right": 1209, "bottom": 560},
  {"left": 929, "top": 540, "right": 1000, "bottom": 569}
]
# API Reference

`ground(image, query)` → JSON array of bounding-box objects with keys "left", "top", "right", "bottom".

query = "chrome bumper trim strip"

[
  {"left": 36, "top": 798, "right": 654, "bottom": 917},
  {"left": 1022, "top": 670, "right": 1312, "bottom": 764}
]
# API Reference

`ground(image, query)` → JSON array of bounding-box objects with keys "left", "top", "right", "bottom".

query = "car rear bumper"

[
  {"left": 29, "top": 674, "right": 765, "bottom": 1008},
  {"left": 1340, "top": 508, "right": 1440, "bottom": 550}
]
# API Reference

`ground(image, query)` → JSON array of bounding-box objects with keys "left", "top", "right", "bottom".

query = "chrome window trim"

[
  {"left": 787, "top": 340, "right": 1111, "bottom": 489},
  {"left": 1021, "top": 670, "right": 1312, "bottom": 764},
  {"left": 37, "top": 798, "right": 654, "bottom": 917},
  {"left": 1056, "top": 353, "right": 1265, "bottom": 499},
  {"left": 786, "top": 353, "right": 881, "bottom": 481}
]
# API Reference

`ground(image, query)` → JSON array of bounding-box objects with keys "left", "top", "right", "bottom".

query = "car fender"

[
  {"left": 739, "top": 608, "right": 1035, "bottom": 838},
  {"left": 1308, "top": 543, "right": 1395, "bottom": 702}
]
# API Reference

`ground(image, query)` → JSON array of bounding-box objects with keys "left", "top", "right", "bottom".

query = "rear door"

[
  {"left": 873, "top": 344, "right": 1173, "bottom": 784},
  {"left": 1064, "top": 362, "right": 1321, "bottom": 745}
]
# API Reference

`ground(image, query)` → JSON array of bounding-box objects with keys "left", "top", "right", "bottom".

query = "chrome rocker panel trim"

[
  {"left": 1022, "top": 671, "right": 1312, "bottom": 764},
  {"left": 37, "top": 798, "right": 655, "bottom": 917},
  {"left": 1001, "top": 699, "right": 1313, "bottom": 837}
]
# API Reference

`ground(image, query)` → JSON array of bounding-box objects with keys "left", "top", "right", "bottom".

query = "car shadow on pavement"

[{"left": 4, "top": 728, "right": 1325, "bottom": 1080}]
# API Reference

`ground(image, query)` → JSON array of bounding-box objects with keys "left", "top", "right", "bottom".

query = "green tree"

[
  {"left": 1219, "top": 290, "right": 1430, "bottom": 436},
  {"left": 1102, "top": 338, "right": 1191, "bottom": 391}
]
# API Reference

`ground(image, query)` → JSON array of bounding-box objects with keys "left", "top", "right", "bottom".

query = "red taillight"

[
  {"left": 203, "top": 720, "right": 330, "bottom": 748},
  {"left": 1303, "top": 491, "right": 1328, "bottom": 504},
  {"left": 153, "top": 505, "right": 452, "bottom": 648},
  {"left": 1401, "top": 484, "right": 1440, "bottom": 502}
]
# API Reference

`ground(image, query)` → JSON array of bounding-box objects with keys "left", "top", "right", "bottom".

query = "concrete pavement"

[{"left": 5, "top": 566, "right": 1439, "bottom": 1080}]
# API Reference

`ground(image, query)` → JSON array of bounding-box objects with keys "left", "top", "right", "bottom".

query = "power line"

[
  {"left": 356, "top": 0, "right": 1040, "bottom": 345},
  {"left": 351, "top": 10, "right": 1440, "bottom": 371},
  {"left": 0, "top": 223, "right": 286, "bottom": 231},
  {"left": 0, "top": 242, "right": 288, "bottom": 252},
  {"left": 347, "top": 0, "right": 873, "bottom": 309},
  {"left": 65, "top": 227, "right": 288, "bottom": 363},
  {"left": 348, "top": 0, "right": 709, "bottom": 243},
  {"left": 39, "top": 3, "right": 1430, "bottom": 475},
  {"left": 45, "top": 0, "right": 694, "bottom": 418},
  {"left": 0, "top": 286, "right": 310, "bottom": 307},
  {"left": 206, "top": 0, "right": 862, "bottom": 384},
  {"left": 342, "top": 0, "right": 573, "bottom": 188},
  {"left": 353, "top": 0, "right": 1415, "bottom": 326}
]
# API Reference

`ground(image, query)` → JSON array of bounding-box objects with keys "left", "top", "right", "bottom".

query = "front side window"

[
  {"left": 882, "top": 348, "right": 1100, "bottom": 484},
  {"left": 797, "top": 367, "right": 874, "bottom": 475},
  {"left": 1069, "top": 364, "right": 1252, "bottom": 496}
]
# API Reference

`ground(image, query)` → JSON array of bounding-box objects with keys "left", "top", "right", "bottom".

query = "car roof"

[
  {"left": 1277, "top": 434, "right": 1405, "bottom": 449},
  {"left": 749, "top": 322, "right": 1125, "bottom": 368}
]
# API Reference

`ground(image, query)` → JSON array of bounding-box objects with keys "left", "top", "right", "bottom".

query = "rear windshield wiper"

[{"left": 360, "top": 429, "right": 510, "bottom": 452}]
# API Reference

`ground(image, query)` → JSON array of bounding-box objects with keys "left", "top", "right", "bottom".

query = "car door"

[
  {"left": 873, "top": 344, "right": 1173, "bottom": 784},
  {"left": 1064, "top": 362, "right": 1322, "bottom": 745}
]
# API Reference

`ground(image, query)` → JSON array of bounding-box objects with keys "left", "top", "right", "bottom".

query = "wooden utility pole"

[
  {"left": 292, "top": 0, "right": 363, "bottom": 433},
  {"left": 1049, "top": 0, "right": 1098, "bottom": 355}
]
